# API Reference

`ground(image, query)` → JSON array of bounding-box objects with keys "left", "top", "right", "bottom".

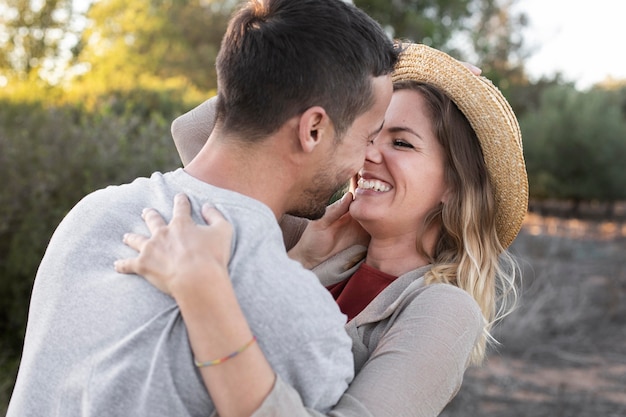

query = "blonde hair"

[{"left": 396, "top": 81, "right": 520, "bottom": 365}]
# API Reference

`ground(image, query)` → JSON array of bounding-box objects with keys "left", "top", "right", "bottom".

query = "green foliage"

[
  {"left": 521, "top": 84, "right": 626, "bottom": 202},
  {"left": 75, "top": 0, "right": 234, "bottom": 91},
  {"left": 469, "top": 0, "right": 529, "bottom": 94},
  {"left": 507, "top": 73, "right": 573, "bottom": 117},
  {"left": 355, "top": 0, "right": 475, "bottom": 45},
  {"left": 0, "top": 0, "right": 76, "bottom": 79},
  {"left": 355, "top": 0, "right": 529, "bottom": 96}
]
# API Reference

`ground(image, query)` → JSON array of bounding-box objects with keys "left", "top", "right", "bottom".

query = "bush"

[
  {"left": 521, "top": 85, "right": 626, "bottom": 204},
  {"left": 0, "top": 89, "right": 196, "bottom": 411}
]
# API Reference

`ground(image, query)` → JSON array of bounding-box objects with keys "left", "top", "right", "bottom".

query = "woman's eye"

[{"left": 393, "top": 139, "right": 414, "bottom": 149}]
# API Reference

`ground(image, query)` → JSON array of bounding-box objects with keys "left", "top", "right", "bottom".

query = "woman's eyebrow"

[{"left": 388, "top": 126, "right": 423, "bottom": 140}]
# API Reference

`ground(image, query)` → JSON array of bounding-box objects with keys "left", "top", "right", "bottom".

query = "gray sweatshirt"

[{"left": 7, "top": 169, "right": 353, "bottom": 417}]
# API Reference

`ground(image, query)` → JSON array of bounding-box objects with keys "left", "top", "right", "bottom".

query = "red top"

[{"left": 327, "top": 263, "right": 397, "bottom": 321}]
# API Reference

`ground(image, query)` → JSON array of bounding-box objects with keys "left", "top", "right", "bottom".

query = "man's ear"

[{"left": 298, "top": 106, "right": 332, "bottom": 153}]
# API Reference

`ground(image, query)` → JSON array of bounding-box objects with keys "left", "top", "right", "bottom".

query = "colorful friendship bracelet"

[{"left": 194, "top": 335, "right": 258, "bottom": 368}]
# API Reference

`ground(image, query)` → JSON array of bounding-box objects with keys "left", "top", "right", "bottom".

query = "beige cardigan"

[
  {"left": 249, "top": 241, "right": 483, "bottom": 417},
  {"left": 173, "top": 100, "right": 483, "bottom": 417}
]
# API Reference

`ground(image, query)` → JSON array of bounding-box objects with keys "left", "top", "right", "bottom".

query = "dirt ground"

[{"left": 441, "top": 213, "right": 626, "bottom": 417}]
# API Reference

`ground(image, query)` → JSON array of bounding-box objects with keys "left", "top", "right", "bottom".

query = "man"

[{"left": 7, "top": 0, "right": 397, "bottom": 416}]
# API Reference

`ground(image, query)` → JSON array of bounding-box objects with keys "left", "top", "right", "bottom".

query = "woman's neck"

[{"left": 365, "top": 236, "right": 430, "bottom": 277}]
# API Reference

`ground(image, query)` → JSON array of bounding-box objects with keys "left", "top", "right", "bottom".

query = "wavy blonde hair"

[{"left": 395, "top": 81, "right": 520, "bottom": 365}]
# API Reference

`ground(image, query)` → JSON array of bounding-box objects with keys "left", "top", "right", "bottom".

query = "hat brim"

[{"left": 392, "top": 43, "right": 528, "bottom": 248}]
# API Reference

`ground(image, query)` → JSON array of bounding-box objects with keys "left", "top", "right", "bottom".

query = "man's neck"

[{"left": 184, "top": 133, "right": 294, "bottom": 220}]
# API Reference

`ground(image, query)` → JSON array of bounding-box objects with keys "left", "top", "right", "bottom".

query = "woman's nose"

[{"left": 365, "top": 139, "right": 383, "bottom": 163}]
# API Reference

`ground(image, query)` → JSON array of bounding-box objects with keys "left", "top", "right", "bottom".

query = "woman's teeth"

[{"left": 357, "top": 178, "right": 391, "bottom": 192}]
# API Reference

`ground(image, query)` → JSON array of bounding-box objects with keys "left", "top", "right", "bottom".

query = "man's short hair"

[{"left": 216, "top": 0, "right": 398, "bottom": 140}]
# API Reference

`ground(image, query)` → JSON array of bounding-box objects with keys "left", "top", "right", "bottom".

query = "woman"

[{"left": 116, "top": 43, "right": 528, "bottom": 416}]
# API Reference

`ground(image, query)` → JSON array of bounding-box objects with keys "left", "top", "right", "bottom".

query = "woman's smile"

[{"left": 356, "top": 175, "right": 392, "bottom": 193}]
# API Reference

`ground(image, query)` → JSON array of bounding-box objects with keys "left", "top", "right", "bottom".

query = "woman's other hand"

[
  {"left": 460, "top": 61, "right": 482, "bottom": 75},
  {"left": 288, "top": 192, "right": 370, "bottom": 269},
  {"left": 114, "top": 193, "right": 233, "bottom": 297},
  {"left": 117, "top": 194, "right": 275, "bottom": 417}
]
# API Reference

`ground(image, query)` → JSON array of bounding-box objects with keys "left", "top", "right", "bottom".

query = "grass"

[{"left": 442, "top": 213, "right": 626, "bottom": 416}]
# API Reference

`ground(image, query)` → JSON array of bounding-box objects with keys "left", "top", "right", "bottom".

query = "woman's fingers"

[
  {"left": 172, "top": 193, "right": 192, "bottom": 219},
  {"left": 201, "top": 204, "right": 234, "bottom": 266},
  {"left": 122, "top": 232, "right": 148, "bottom": 251},
  {"left": 116, "top": 233, "right": 149, "bottom": 275},
  {"left": 319, "top": 192, "right": 352, "bottom": 227},
  {"left": 460, "top": 61, "right": 482, "bottom": 75},
  {"left": 115, "top": 195, "right": 234, "bottom": 290},
  {"left": 114, "top": 258, "right": 137, "bottom": 274},
  {"left": 142, "top": 208, "right": 167, "bottom": 234},
  {"left": 201, "top": 204, "right": 224, "bottom": 226}
]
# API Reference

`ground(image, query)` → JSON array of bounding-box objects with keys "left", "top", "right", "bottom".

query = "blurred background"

[{"left": 1, "top": 0, "right": 625, "bottom": 415}]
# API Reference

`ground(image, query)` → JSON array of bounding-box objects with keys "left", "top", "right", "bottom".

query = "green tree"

[
  {"left": 0, "top": 0, "right": 76, "bottom": 80},
  {"left": 69, "top": 0, "right": 532, "bottom": 95},
  {"left": 75, "top": 0, "right": 235, "bottom": 91},
  {"left": 355, "top": 0, "right": 475, "bottom": 46},
  {"left": 355, "top": 0, "right": 529, "bottom": 99},
  {"left": 355, "top": 1, "right": 525, "bottom": 58},
  {"left": 469, "top": 0, "right": 528, "bottom": 91},
  {"left": 507, "top": 73, "right": 571, "bottom": 118},
  {"left": 521, "top": 85, "right": 626, "bottom": 206}
]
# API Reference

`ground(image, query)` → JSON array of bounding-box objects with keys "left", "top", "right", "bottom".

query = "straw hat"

[{"left": 392, "top": 43, "right": 528, "bottom": 248}]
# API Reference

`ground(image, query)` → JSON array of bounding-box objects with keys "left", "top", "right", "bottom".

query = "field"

[{"left": 443, "top": 213, "right": 626, "bottom": 416}]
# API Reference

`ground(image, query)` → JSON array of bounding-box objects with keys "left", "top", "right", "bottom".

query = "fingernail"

[{"left": 469, "top": 64, "right": 481, "bottom": 74}]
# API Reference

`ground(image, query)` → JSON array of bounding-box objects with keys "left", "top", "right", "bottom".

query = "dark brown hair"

[{"left": 216, "top": 0, "right": 398, "bottom": 141}]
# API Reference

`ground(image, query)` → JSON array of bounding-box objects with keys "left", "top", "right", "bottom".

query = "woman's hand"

[
  {"left": 117, "top": 194, "right": 276, "bottom": 417},
  {"left": 461, "top": 61, "right": 482, "bottom": 75},
  {"left": 288, "top": 192, "right": 370, "bottom": 269},
  {"left": 114, "top": 193, "right": 233, "bottom": 297}
]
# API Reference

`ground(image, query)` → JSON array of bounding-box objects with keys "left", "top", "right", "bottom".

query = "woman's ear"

[{"left": 298, "top": 106, "right": 332, "bottom": 153}]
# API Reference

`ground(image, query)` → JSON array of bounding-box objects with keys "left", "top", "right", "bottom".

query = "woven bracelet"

[{"left": 194, "top": 335, "right": 257, "bottom": 368}]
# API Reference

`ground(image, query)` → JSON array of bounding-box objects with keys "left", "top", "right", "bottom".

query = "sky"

[{"left": 515, "top": 0, "right": 626, "bottom": 89}]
